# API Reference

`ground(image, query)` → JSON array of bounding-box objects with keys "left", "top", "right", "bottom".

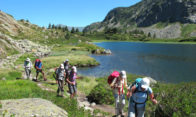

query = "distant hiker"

[
  {"left": 24, "top": 58, "right": 32, "bottom": 79},
  {"left": 66, "top": 66, "right": 81, "bottom": 98},
  {"left": 34, "top": 59, "right": 47, "bottom": 81},
  {"left": 127, "top": 77, "right": 158, "bottom": 117},
  {"left": 109, "top": 70, "right": 128, "bottom": 117},
  {"left": 64, "top": 59, "right": 70, "bottom": 84},
  {"left": 56, "top": 64, "right": 66, "bottom": 97}
]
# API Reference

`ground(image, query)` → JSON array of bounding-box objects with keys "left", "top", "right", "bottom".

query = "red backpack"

[{"left": 108, "top": 71, "right": 120, "bottom": 85}]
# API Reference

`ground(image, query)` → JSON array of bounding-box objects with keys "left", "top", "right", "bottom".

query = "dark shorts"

[
  {"left": 68, "top": 84, "right": 77, "bottom": 94},
  {"left": 36, "top": 69, "right": 42, "bottom": 73}
]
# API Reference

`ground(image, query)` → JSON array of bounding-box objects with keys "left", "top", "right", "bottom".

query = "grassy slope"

[{"left": 0, "top": 80, "right": 92, "bottom": 117}]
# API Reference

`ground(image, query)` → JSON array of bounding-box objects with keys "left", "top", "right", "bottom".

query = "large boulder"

[{"left": 0, "top": 98, "right": 68, "bottom": 117}]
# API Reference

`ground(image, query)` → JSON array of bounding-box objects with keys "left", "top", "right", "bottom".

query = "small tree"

[
  {"left": 148, "top": 32, "right": 151, "bottom": 37},
  {"left": 71, "top": 27, "right": 75, "bottom": 33},
  {"left": 52, "top": 24, "right": 55, "bottom": 29},
  {"left": 65, "top": 33, "right": 70, "bottom": 40},
  {"left": 58, "top": 25, "right": 61, "bottom": 30},
  {"left": 75, "top": 28, "right": 79, "bottom": 33},
  {"left": 48, "top": 23, "right": 51, "bottom": 29},
  {"left": 65, "top": 26, "right": 68, "bottom": 32}
]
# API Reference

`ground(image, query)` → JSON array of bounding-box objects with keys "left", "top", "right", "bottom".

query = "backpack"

[
  {"left": 34, "top": 59, "right": 41, "bottom": 69},
  {"left": 130, "top": 78, "right": 142, "bottom": 91},
  {"left": 108, "top": 71, "right": 120, "bottom": 85},
  {"left": 130, "top": 78, "right": 148, "bottom": 104}
]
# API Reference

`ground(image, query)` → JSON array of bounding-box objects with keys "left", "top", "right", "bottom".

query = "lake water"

[{"left": 78, "top": 42, "right": 196, "bottom": 83}]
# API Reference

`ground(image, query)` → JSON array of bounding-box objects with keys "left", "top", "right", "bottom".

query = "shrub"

[
  {"left": 153, "top": 82, "right": 196, "bottom": 117},
  {"left": 87, "top": 83, "right": 114, "bottom": 104}
]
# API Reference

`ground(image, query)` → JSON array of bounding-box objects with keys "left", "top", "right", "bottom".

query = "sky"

[{"left": 0, "top": 0, "right": 141, "bottom": 27}]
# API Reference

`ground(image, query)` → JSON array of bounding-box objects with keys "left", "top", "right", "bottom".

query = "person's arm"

[
  {"left": 66, "top": 78, "right": 74, "bottom": 85},
  {"left": 148, "top": 87, "right": 158, "bottom": 104},
  {"left": 150, "top": 93, "right": 158, "bottom": 104},
  {"left": 30, "top": 61, "right": 32, "bottom": 68},
  {"left": 124, "top": 78, "right": 128, "bottom": 89},
  {"left": 110, "top": 78, "right": 117, "bottom": 88},
  {"left": 127, "top": 85, "right": 136, "bottom": 98},
  {"left": 76, "top": 76, "right": 83, "bottom": 79}
]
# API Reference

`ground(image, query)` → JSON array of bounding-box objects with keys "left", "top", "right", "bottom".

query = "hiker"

[
  {"left": 66, "top": 66, "right": 81, "bottom": 98},
  {"left": 63, "top": 59, "right": 70, "bottom": 79},
  {"left": 34, "top": 59, "right": 47, "bottom": 81},
  {"left": 127, "top": 77, "right": 158, "bottom": 117},
  {"left": 24, "top": 58, "right": 32, "bottom": 79},
  {"left": 110, "top": 70, "right": 128, "bottom": 117},
  {"left": 56, "top": 64, "right": 66, "bottom": 97}
]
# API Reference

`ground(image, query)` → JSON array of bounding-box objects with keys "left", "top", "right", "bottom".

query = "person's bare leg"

[
  {"left": 35, "top": 72, "right": 39, "bottom": 81},
  {"left": 42, "top": 71, "right": 46, "bottom": 81}
]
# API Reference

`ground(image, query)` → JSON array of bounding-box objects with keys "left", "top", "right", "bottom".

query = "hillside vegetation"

[{"left": 84, "top": 0, "right": 196, "bottom": 39}]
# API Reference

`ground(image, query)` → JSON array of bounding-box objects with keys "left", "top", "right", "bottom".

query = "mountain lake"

[{"left": 78, "top": 42, "right": 196, "bottom": 83}]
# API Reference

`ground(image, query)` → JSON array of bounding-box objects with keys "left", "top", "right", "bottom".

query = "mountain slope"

[{"left": 84, "top": 0, "right": 196, "bottom": 38}]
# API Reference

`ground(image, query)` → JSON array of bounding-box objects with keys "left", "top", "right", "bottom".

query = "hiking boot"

[{"left": 32, "top": 79, "right": 37, "bottom": 82}]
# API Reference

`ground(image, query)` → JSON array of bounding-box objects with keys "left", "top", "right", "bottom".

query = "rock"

[
  {"left": 82, "top": 101, "right": 90, "bottom": 107},
  {"left": 190, "top": 31, "right": 196, "bottom": 37},
  {"left": 49, "top": 68, "right": 55, "bottom": 73},
  {"left": 78, "top": 40, "right": 82, "bottom": 43},
  {"left": 103, "top": 49, "right": 112, "bottom": 55},
  {"left": 90, "top": 102, "right": 96, "bottom": 107},
  {"left": 2, "top": 77, "right": 6, "bottom": 80},
  {"left": 84, "top": 106, "right": 93, "bottom": 111},
  {"left": 148, "top": 77, "right": 157, "bottom": 85},
  {"left": 0, "top": 98, "right": 68, "bottom": 117}
]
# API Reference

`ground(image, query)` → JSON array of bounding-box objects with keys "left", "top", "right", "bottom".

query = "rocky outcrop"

[
  {"left": 0, "top": 11, "right": 31, "bottom": 36},
  {"left": 0, "top": 32, "right": 51, "bottom": 68},
  {"left": 84, "top": 0, "right": 196, "bottom": 38},
  {"left": 92, "top": 49, "right": 112, "bottom": 55},
  {"left": 140, "top": 23, "right": 182, "bottom": 39},
  {"left": 0, "top": 98, "right": 68, "bottom": 117}
]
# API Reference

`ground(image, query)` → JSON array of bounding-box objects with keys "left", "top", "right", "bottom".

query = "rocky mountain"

[
  {"left": 84, "top": 0, "right": 196, "bottom": 38},
  {"left": 0, "top": 11, "right": 50, "bottom": 60}
]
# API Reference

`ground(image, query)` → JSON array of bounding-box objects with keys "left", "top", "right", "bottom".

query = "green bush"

[
  {"left": 153, "top": 82, "right": 196, "bottom": 117},
  {"left": 87, "top": 82, "right": 114, "bottom": 104}
]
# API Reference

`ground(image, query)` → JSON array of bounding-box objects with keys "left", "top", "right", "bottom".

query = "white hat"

[
  {"left": 65, "top": 59, "right": 69, "bottom": 62},
  {"left": 120, "top": 70, "right": 126, "bottom": 79},
  {"left": 72, "top": 66, "right": 77, "bottom": 73},
  {"left": 60, "top": 64, "right": 64, "bottom": 69},
  {"left": 141, "top": 77, "right": 150, "bottom": 89},
  {"left": 26, "top": 58, "right": 30, "bottom": 61}
]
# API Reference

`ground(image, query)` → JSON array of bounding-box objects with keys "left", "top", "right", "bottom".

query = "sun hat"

[
  {"left": 72, "top": 66, "right": 77, "bottom": 73},
  {"left": 120, "top": 70, "right": 126, "bottom": 79},
  {"left": 26, "top": 58, "right": 30, "bottom": 62},
  {"left": 60, "top": 64, "right": 64, "bottom": 69},
  {"left": 141, "top": 77, "right": 150, "bottom": 89}
]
